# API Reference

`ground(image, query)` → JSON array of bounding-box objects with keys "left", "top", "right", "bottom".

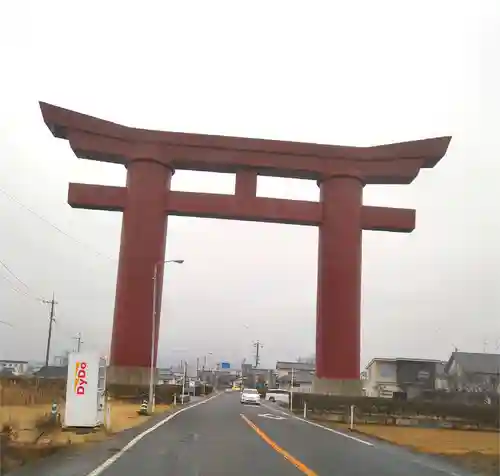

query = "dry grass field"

[
  {"left": 315, "top": 421, "right": 500, "bottom": 476},
  {"left": 352, "top": 424, "right": 499, "bottom": 455},
  {"left": 1, "top": 401, "right": 172, "bottom": 473}
]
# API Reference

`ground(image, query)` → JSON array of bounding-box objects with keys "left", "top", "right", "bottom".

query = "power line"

[
  {"left": 0, "top": 272, "right": 46, "bottom": 307},
  {"left": 0, "top": 291, "right": 80, "bottom": 350},
  {"left": 0, "top": 258, "right": 45, "bottom": 303},
  {"left": 0, "top": 259, "right": 30, "bottom": 291},
  {"left": 0, "top": 185, "right": 115, "bottom": 263},
  {"left": 0, "top": 273, "right": 31, "bottom": 298}
]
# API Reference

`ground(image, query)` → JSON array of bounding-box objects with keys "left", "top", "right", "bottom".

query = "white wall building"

[
  {"left": 0, "top": 359, "right": 29, "bottom": 375},
  {"left": 364, "top": 358, "right": 400, "bottom": 398},
  {"left": 363, "top": 357, "right": 446, "bottom": 399},
  {"left": 276, "top": 361, "right": 314, "bottom": 378}
]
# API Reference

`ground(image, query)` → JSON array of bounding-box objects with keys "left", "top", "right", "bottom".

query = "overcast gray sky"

[{"left": 1, "top": 0, "right": 499, "bottom": 370}]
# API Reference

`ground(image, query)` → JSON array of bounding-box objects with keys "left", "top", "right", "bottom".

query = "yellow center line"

[{"left": 240, "top": 413, "right": 318, "bottom": 476}]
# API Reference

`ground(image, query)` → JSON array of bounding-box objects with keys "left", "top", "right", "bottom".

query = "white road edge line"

[
  {"left": 411, "top": 458, "right": 464, "bottom": 476},
  {"left": 85, "top": 394, "right": 220, "bottom": 476},
  {"left": 294, "top": 416, "right": 374, "bottom": 446},
  {"left": 261, "top": 402, "right": 373, "bottom": 447}
]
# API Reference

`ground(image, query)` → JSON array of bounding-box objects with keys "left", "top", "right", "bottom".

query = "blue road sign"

[{"left": 220, "top": 361, "right": 230, "bottom": 369}]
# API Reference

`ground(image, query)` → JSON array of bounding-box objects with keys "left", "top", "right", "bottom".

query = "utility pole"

[
  {"left": 253, "top": 341, "right": 263, "bottom": 368},
  {"left": 41, "top": 293, "right": 57, "bottom": 367},
  {"left": 73, "top": 332, "right": 83, "bottom": 352}
]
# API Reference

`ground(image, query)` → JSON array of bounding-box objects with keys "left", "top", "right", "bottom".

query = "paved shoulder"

[{"left": 242, "top": 402, "right": 474, "bottom": 476}]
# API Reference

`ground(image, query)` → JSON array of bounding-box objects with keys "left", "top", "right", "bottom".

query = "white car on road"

[
  {"left": 265, "top": 389, "right": 290, "bottom": 404},
  {"left": 240, "top": 388, "right": 261, "bottom": 405}
]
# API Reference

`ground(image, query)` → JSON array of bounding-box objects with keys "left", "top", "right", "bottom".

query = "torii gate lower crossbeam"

[{"left": 38, "top": 101, "right": 451, "bottom": 392}]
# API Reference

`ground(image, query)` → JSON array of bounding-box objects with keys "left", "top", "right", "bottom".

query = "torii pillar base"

[
  {"left": 312, "top": 376, "right": 362, "bottom": 396},
  {"left": 107, "top": 366, "right": 157, "bottom": 386}
]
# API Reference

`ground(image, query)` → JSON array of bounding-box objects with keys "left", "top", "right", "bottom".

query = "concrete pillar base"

[
  {"left": 312, "top": 376, "right": 362, "bottom": 396},
  {"left": 107, "top": 366, "right": 157, "bottom": 386}
]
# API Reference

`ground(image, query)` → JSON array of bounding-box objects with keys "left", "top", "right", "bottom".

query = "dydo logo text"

[{"left": 74, "top": 362, "right": 89, "bottom": 395}]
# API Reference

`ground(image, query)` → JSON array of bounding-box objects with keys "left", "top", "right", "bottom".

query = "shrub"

[
  {"left": 34, "top": 414, "right": 60, "bottom": 433},
  {"left": 107, "top": 383, "right": 182, "bottom": 404},
  {"left": 291, "top": 394, "right": 499, "bottom": 428}
]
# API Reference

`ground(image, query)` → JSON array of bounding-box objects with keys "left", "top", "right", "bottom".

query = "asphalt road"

[{"left": 12, "top": 392, "right": 475, "bottom": 476}]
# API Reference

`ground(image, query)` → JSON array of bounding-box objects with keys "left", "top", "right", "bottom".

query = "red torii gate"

[{"left": 39, "top": 101, "right": 450, "bottom": 391}]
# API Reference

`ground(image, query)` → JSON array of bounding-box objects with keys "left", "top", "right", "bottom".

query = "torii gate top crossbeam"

[{"left": 40, "top": 102, "right": 451, "bottom": 184}]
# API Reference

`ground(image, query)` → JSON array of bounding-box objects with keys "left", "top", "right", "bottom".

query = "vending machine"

[{"left": 64, "top": 351, "right": 107, "bottom": 428}]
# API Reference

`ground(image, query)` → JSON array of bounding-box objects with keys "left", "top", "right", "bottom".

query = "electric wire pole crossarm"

[{"left": 148, "top": 259, "right": 184, "bottom": 414}]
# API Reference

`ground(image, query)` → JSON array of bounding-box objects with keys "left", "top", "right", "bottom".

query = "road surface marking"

[
  {"left": 260, "top": 402, "right": 373, "bottom": 447},
  {"left": 240, "top": 414, "right": 318, "bottom": 476},
  {"left": 85, "top": 394, "right": 219, "bottom": 476},
  {"left": 294, "top": 416, "right": 373, "bottom": 446},
  {"left": 261, "top": 402, "right": 289, "bottom": 416},
  {"left": 411, "top": 458, "right": 464, "bottom": 476},
  {"left": 257, "top": 413, "right": 287, "bottom": 420}
]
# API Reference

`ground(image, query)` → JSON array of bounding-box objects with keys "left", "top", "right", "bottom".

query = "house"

[
  {"left": 276, "top": 370, "right": 314, "bottom": 392},
  {"left": 34, "top": 366, "right": 68, "bottom": 379},
  {"left": 0, "top": 368, "right": 16, "bottom": 378},
  {"left": 0, "top": 359, "right": 29, "bottom": 376},
  {"left": 276, "top": 361, "right": 315, "bottom": 379},
  {"left": 157, "top": 368, "right": 176, "bottom": 384},
  {"left": 445, "top": 352, "right": 500, "bottom": 393},
  {"left": 275, "top": 361, "right": 315, "bottom": 392},
  {"left": 363, "top": 357, "right": 446, "bottom": 399},
  {"left": 435, "top": 361, "right": 448, "bottom": 390},
  {"left": 242, "top": 368, "right": 276, "bottom": 389}
]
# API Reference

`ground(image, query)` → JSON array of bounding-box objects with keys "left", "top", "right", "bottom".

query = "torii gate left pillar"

[{"left": 39, "top": 101, "right": 450, "bottom": 390}]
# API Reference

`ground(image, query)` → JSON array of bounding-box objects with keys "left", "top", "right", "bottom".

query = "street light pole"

[
  {"left": 203, "top": 352, "right": 213, "bottom": 372},
  {"left": 148, "top": 259, "right": 184, "bottom": 414},
  {"left": 181, "top": 360, "right": 187, "bottom": 404}
]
